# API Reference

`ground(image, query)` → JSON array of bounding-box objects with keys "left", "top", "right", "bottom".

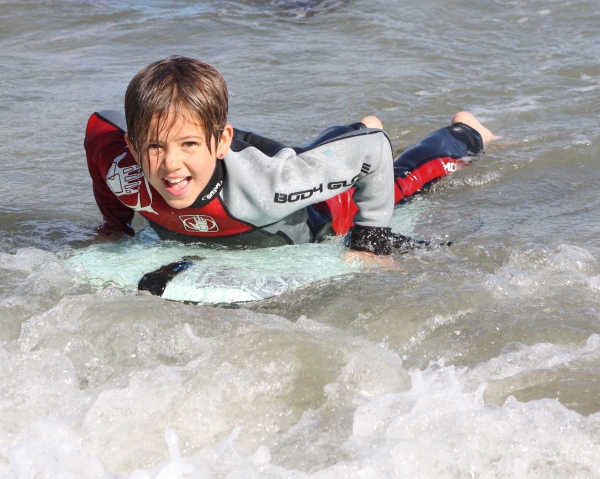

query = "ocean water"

[{"left": 2, "top": 0, "right": 600, "bottom": 477}]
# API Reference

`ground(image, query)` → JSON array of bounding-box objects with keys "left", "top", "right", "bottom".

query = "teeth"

[{"left": 165, "top": 177, "right": 187, "bottom": 184}]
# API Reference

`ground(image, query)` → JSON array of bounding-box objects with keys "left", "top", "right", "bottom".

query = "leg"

[
  {"left": 393, "top": 112, "right": 495, "bottom": 203},
  {"left": 451, "top": 111, "right": 498, "bottom": 147},
  {"left": 359, "top": 115, "right": 383, "bottom": 129},
  {"left": 294, "top": 115, "right": 383, "bottom": 154}
]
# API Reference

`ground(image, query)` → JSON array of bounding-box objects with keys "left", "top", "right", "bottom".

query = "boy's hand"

[
  {"left": 340, "top": 249, "right": 395, "bottom": 269},
  {"left": 96, "top": 221, "right": 130, "bottom": 240}
]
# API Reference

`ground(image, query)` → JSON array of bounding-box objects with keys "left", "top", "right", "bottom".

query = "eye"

[
  {"left": 182, "top": 141, "right": 199, "bottom": 148},
  {"left": 146, "top": 144, "right": 163, "bottom": 154}
]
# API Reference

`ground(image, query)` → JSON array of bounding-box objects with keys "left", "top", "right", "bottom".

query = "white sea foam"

[
  {"left": 485, "top": 244, "right": 599, "bottom": 299},
  {"left": 3, "top": 291, "right": 600, "bottom": 478}
]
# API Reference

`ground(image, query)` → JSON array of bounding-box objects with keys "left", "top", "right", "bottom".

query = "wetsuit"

[{"left": 85, "top": 111, "right": 483, "bottom": 254}]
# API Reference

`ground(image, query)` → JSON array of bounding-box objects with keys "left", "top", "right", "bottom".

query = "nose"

[{"left": 162, "top": 148, "right": 181, "bottom": 171}]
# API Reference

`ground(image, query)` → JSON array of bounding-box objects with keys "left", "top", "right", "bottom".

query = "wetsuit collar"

[{"left": 189, "top": 160, "right": 224, "bottom": 208}]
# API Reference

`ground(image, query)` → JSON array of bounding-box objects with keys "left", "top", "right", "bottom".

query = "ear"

[
  {"left": 124, "top": 133, "right": 140, "bottom": 164},
  {"left": 216, "top": 124, "right": 234, "bottom": 160}
]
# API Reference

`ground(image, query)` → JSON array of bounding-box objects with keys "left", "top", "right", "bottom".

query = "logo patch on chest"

[{"left": 179, "top": 215, "right": 219, "bottom": 233}]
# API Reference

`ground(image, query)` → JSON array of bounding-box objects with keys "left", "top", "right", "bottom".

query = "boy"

[{"left": 85, "top": 56, "right": 495, "bottom": 255}]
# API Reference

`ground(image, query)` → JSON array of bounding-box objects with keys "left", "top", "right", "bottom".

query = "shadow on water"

[{"left": 0, "top": 212, "right": 99, "bottom": 254}]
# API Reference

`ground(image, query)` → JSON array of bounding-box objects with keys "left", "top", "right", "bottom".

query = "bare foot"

[
  {"left": 360, "top": 115, "right": 383, "bottom": 130},
  {"left": 451, "top": 111, "right": 499, "bottom": 146}
]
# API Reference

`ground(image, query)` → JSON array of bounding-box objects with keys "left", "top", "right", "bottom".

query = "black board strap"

[{"left": 138, "top": 260, "right": 194, "bottom": 297}]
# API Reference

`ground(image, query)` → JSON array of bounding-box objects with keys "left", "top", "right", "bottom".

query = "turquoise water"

[
  {"left": 65, "top": 232, "right": 362, "bottom": 303},
  {"left": 2, "top": 0, "right": 600, "bottom": 477},
  {"left": 64, "top": 195, "right": 426, "bottom": 303}
]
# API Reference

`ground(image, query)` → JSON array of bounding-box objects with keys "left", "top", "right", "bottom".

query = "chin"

[{"left": 165, "top": 197, "right": 194, "bottom": 209}]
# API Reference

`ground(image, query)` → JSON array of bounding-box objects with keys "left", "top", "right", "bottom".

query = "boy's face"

[{"left": 126, "top": 113, "right": 232, "bottom": 209}]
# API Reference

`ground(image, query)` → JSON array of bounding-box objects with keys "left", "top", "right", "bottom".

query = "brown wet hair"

[{"left": 125, "top": 56, "right": 228, "bottom": 155}]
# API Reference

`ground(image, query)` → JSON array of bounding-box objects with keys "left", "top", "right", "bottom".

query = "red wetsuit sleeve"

[{"left": 84, "top": 113, "right": 135, "bottom": 236}]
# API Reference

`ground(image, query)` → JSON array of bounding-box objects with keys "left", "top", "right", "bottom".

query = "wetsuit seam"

[{"left": 95, "top": 112, "right": 125, "bottom": 132}]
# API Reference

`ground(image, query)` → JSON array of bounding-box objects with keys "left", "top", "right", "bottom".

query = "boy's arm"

[
  {"left": 342, "top": 130, "right": 395, "bottom": 255},
  {"left": 225, "top": 128, "right": 396, "bottom": 254},
  {"left": 84, "top": 112, "right": 135, "bottom": 236}
]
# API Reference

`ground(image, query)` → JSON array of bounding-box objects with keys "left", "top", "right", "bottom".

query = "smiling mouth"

[{"left": 163, "top": 176, "right": 191, "bottom": 194}]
